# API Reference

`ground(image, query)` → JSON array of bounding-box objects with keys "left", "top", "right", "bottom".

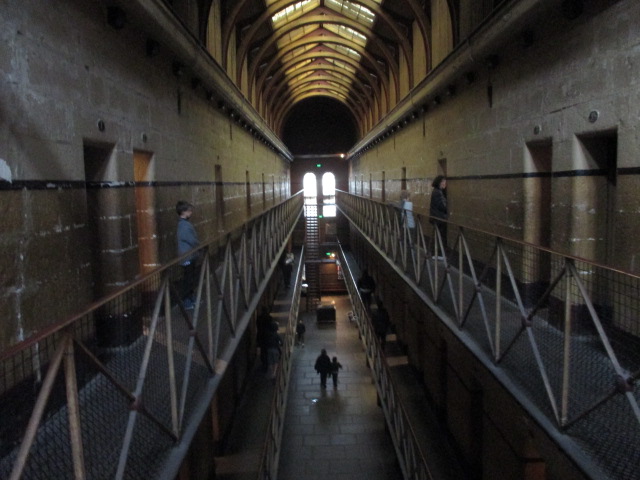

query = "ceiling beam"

[
  {"left": 260, "top": 50, "right": 383, "bottom": 114},
  {"left": 251, "top": 30, "right": 390, "bottom": 106}
]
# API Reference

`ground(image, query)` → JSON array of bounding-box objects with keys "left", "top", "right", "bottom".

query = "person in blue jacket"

[{"left": 176, "top": 200, "right": 200, "bottom": 309}]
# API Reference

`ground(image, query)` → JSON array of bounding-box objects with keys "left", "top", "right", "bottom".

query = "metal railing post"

[
  {"left": 64, "top": 339, "right": 86, "bottom": 480},
  {"left": 495, "top": 241, "right": 502, "bottom": 361},
  {"left": 561, "top": 261, "right": 573, "bottom": 426}
]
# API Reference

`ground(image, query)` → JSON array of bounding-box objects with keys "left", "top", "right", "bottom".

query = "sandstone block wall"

[
  {"left": 350, "top": 0, "right": 640, "bottom": 274},
  {"left": 0, "top": 0, "right": 290, "bottom": 349}
]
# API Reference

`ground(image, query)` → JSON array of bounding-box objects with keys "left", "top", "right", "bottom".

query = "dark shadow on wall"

[{"left": 281, "top": 97, "right": 357, "bottom": 155}]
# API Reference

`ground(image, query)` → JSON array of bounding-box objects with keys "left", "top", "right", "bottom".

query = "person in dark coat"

[
  {"left": 295, "top": 320, "right": 306, "bottom": 346},
  {"left": 257, "top": 307, "right": 273, "bottom": 370},
  {"left": 372, "top": 300, "right": 391, "bottom": 349},
  {"left": 265, "top": 326, "right": 282, "bottom": 379},
  {"left": 357, "top": 269, "right": 376, "bottom": 310},
  {"left": 314, "top": 349, "right": 332, "bottom": 388},
  {"left": 429, "top": 176, "right": 448, "bottom": 259}
]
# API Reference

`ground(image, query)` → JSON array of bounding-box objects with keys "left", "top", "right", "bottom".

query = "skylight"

[
  {"left": 325, "top": 24, "right": 367, "bottom": 46},
  {"left": 334, "top": 44, "right": 362, "bottom": 61},
  {"left": 326, "top": 0, "right": 375, "bottom": 25},
  {"left": 266, "top": 0, "right": 380, "bottom": 106},
  {"left": 277, "top": 25, "right": 318, "bottom": 49},
  {"left": 270, "top": 0, "right": 319, "bottom": 27}
]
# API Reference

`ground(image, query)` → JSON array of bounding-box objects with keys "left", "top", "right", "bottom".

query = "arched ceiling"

[{"left": 222, "top": 0, "right": 430, "bottom": 137}]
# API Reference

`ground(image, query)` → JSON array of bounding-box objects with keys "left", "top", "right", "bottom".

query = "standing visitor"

[
  {"left": 280, "top": 251, "right": 294, "bottom": 288},
  {"left": 429, "top": 176, "right": 448, "bottom": 260},
  {"left": 176, "top": 200, "right": 199, "bottom": 310},
  {"left": 265, "top": 324, "right": 282, "bottom": 380},
  {"left": 372, "top": 300, "right": 391, "bottom": 349},
  {"left": 257, "top": 307, "right": 273, "bottom": 370},
  {"left": 400, "top": 190, "right": 416, "bottom": 245},
  {"left": 357, "top": 269, "right": 376, "bottom": 310}
]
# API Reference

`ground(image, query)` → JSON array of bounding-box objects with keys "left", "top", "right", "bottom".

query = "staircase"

[{"left": 304, "top": 204, "right": 321, "bottom": 310}]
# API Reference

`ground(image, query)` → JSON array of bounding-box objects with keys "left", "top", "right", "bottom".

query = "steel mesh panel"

[
  {"left": 567, "top": 395, "right": 640, "bottom": 480},
  {"left": 0, "top": 372, "right": 74, "bottom": 479},
  {"left": 77, "top": 375, "right": 132, "bottom": 479},
  {"left": 123, "top": 409, "right": 177, "bottom": 479}
]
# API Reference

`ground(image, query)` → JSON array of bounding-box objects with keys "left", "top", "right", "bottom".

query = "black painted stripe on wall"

[
  {"left": 451, "top": 169, "right": 609, "bottom": 181},
  {"left": 383, "top": 168, "right": 635, "bottom": 183},
  {"left": 0, "top": 180, "right": 260, "bottom": 191},
  {"left": 2, "top": 167, "right": 636, "bottom": 192}
]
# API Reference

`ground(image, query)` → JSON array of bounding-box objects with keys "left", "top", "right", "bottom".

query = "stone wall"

[
  {"left": 0, "top": 0, "right": 290, "bottom": 349},
  {"left": 350, "top": 0, "right": 640, "bottom": 274}
]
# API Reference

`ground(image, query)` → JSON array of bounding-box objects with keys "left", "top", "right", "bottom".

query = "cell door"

[{"left": 134, "top": 150, "right": 158, "bottom": 274}]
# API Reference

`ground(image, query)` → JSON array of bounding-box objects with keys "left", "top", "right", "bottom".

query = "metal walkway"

[
  {"left": 0, "top": 195, "right": 303, "bottom": 480},
  {"left": 337, "top": 190, "right": 640, "bottom": 480}
]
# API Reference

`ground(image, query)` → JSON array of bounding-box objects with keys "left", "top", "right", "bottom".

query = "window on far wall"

[{"left": 322, "top": 172, "right": 336, "bottom": 217}]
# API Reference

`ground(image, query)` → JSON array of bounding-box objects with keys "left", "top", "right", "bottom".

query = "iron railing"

[
  {"left": 257, "top": 248, "right": 305, "bottom": 480},
  {"left": 338, "top": 244, "right": 435, "bottom": 480},
  {"left": 337, "top": 190, "right": 640, "bottom": 480},
  {"left": 0, "top": 193, "right": 303, "bottom": 480}
]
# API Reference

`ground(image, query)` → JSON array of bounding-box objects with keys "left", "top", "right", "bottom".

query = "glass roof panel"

[
  {"left": 334, "top": 44, "right": 361, "bottom": 61},
  {"left": 276, "top": 24, "right": 319, "bottom": 49},
  {"left": 282, "top": 43, "right": 319, "bottom": 63},
  {"left": 325, "top": 0, "right": 375, "bottom": 26},
  {"left": 324, "top": 24, "right": 367, "bottom": 47},
  {"left": 269, "top": 0, "right": 320, "bottom": 28}
]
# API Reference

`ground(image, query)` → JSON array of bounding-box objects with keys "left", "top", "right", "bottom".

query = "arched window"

[
  {"left": 322, "top": 172, "right": 336, "bottom": 217},
  {"left": 303, "top": 172, "right": 317, "bottom": 205}
]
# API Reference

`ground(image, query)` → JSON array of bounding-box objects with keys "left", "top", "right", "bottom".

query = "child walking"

[{"left": 330, "top": 356, "right": 343, "bottom": 388}]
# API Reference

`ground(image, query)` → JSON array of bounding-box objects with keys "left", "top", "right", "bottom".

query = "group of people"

[
  {"left": 174, "top": 176, "right": 447, "bottom": 310},
  {"left": 174, "top": 173, "right": 437, "bottom": 388},
  {"left": 314, "top": 349, "right": 343, "bottom": 389},
  {"left": 395, "top": 175, "right": 448, "bottom": 257}
]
